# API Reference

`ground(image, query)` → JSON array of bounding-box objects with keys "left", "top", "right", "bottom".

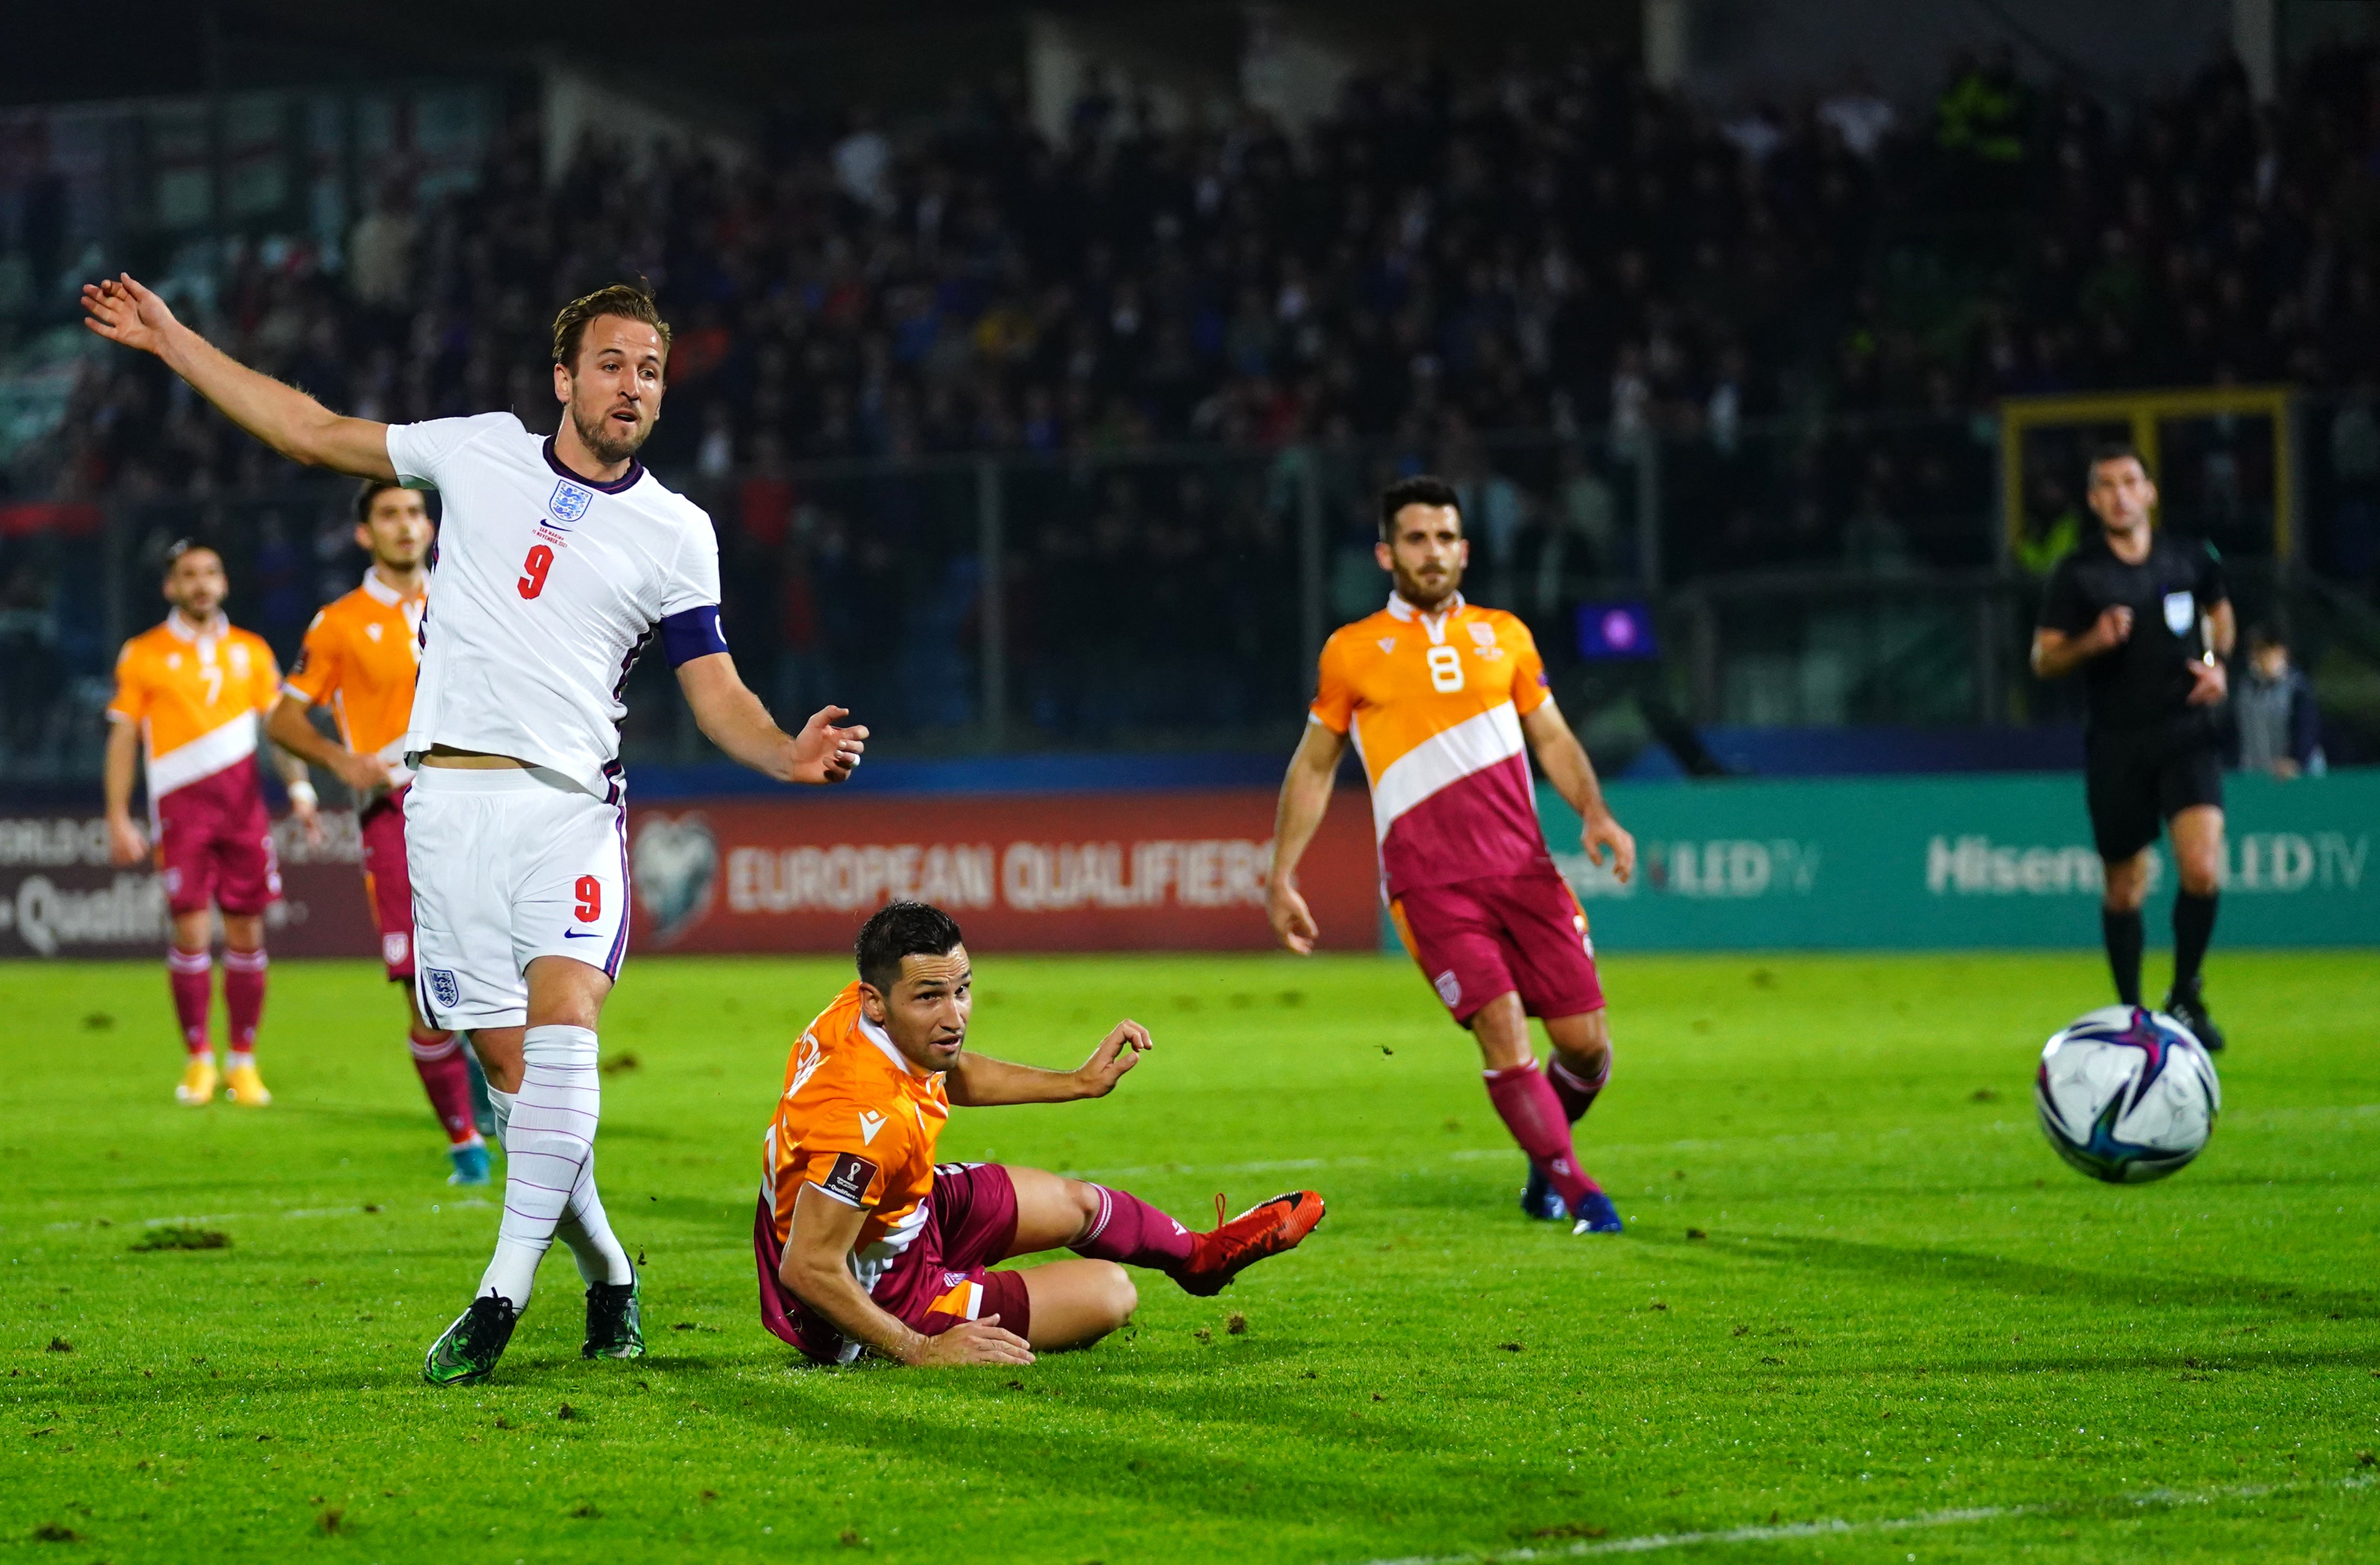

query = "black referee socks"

[
  {"left": 2172, "top": 890, "right": 2219, "bottom": 995},
  {"left": 2101, "top": 908, "right": 2144, "bottom": 1007}
]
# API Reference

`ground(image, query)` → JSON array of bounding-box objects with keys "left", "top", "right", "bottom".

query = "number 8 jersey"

[
  {"left": 388, "top": 413, "right": 728, "bottom": 800},
  {"left": 1308, "top": 591, "right": 1558, "bottom": 898}
]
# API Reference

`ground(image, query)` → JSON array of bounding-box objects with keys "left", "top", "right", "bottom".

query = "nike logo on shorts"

[{"left": 562, "top": 928, "right": 600, "bottom": 939}]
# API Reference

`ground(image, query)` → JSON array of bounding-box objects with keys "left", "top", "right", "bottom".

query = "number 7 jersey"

[
  {"left": 386, "top": 413, "right": 728, "bottom": 801},
  {"left": 1309, "top": 591, "right": 1557, "bottom": 898}
]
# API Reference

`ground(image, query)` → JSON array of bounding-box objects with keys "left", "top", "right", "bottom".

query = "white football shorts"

[{"left": 404, "top": 764, "right": 630, "bottom": 1031}]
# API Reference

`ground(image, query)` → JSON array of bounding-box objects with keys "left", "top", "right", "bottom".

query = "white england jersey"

[{"left": 388, "top": 413, "right": 727, "bottom": 800}]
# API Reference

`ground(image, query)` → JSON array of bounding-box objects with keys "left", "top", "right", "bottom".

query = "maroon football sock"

[
  {"left": 222, "top": 947, "right": 268, "bottom": 1054},
  {"left": 1546, "top": 1049, "right": 1610, "bottom": 1124},
  {"left": 1485, "top": 1061, "right": 1602, "bottom": 1212},
  {"left": 167, "top": 946, "right": 212, "bottom": 1053},
  {"left": 409, "top": 1027, "right": 481, "bottom": 1146},
  {"left": 1071, "top": 1185, "right": 1196, "bottom": 1267}
]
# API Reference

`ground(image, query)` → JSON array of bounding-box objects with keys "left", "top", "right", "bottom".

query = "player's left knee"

[
  {"left": 1094, "top": 1263, "right": 1138, "bottom": 1329},
  {"left": 2178, "top": 863, "right": 2222, "bottom": 896}
]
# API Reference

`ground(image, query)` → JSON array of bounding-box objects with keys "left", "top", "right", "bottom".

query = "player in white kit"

[{"left": 82, "top": 276, "right": 866, "bottom": 1384}]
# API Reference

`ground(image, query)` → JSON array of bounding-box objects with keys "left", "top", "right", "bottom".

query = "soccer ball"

[{"left": 2034, "top": 1005, "right": 2221, "bottom": 1184}]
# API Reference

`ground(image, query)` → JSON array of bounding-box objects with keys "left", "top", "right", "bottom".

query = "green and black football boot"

[
  {"left": 422, "top": 1294, "right": 519, "bottom": 1386},
  {"left": 583, "top": 1274, "right": 645, "bottom": 1360}
]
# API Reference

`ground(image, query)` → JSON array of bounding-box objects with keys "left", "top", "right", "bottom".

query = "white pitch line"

[{"left": 1343, "top": 1473, "right": 2375, "bottom": 1565}]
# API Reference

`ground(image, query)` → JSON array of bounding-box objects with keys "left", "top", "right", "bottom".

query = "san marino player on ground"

[
  {"left": 2032, "top": 444, "right": 2234, "bottom": 1049},
  {"left": 105, "top": 541, "right": 322, "bottom": 1106},
  {"left": 82, "top": 273, "right": 867, "bottom": 1385},
  {"left": 757, "top": 901, "right": 1325, "bottom": 1366},
  {"left": 266, "top": 480, "right": 492, "bottom": 1186},
  {"left": 1266, "top": 476, "right": 1636, "bottom": 1235}
]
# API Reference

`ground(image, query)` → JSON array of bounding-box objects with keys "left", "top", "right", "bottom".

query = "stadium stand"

[{"left": 2, "top": 38, "right": 2378, "bottom": 778}]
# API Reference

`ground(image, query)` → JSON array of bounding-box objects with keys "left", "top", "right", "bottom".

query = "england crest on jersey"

[
  {"left": 548, "top": 479, "right": 594, "bottom": 528},
  {"left": 2162, "top": 590, "right": 2194, "bottom": 635}
]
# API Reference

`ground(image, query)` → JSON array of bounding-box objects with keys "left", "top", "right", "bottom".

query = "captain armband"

[{"left": 658, "top": 604, "right": 731, "bottom": 668}]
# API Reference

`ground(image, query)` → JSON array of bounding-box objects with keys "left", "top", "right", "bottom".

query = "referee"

[{"left": 2032, "top": 445, "right": 2234, "bottom": 1049}]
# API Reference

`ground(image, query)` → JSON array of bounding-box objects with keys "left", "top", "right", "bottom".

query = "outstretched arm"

[
  {"left": 1521, "top": 698, "right": 1635, "bottom": 883},
  {"left": 81, "top": 274, "right": 394, "bottom": 479},
  {"left": 946, "top": 1021, "right": 1151, "bottom": 1106},
  {"left": 675, "top": 653, "right": 866, "bottom": 784},
  {"left": 1266, "top": 721, "right": 1346, "bottom": 955}
]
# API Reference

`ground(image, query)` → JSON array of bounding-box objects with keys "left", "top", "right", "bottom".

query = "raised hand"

[
  {"left": 81, "top": 274, "right": 182, "bottom": 357},
  {"left": 908, "top": 1315, "right": 1034, "bottom": 1366},
  {"left": 1075, "top": 1020, "right": 1152, "bottom": 1097},
  {"left": 790, "top": 704, "right": 868, "bottom": 784}
]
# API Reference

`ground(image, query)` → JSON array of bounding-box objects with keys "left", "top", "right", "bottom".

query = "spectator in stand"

[{"left": 2234, "top": 626, "right": 2324, "bottom": 779}]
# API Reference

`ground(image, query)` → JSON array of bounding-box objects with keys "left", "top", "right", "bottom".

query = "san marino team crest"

[{"left": 548, "top": 479, "right": 594, "bottom": 527}]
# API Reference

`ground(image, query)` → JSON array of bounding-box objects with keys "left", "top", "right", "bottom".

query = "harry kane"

[{"left": 82, "top": 275, "right": 866, "bottom": 1385}]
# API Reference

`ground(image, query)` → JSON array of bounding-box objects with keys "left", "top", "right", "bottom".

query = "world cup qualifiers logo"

[{"left": 632, "top": 812, "right": 720, "bottom": 946}]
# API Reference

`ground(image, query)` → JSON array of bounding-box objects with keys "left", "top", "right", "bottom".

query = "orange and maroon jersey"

[
  {"left": 1310, "top": 592, "right": 1555, "bottom": 898},
  {"left": 107, "top": 614, "right": 281, "bottom": 801},
  {"left": 282, "top": 572, "right": 424, "bottom": 781},
  {"left": 761, "top": 982, "right": 950, "bottom": 1293}
]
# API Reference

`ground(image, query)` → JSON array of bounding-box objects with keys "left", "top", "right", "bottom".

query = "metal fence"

[{"left": 5, "top": 399, "right": 2377, "bottom": 791}]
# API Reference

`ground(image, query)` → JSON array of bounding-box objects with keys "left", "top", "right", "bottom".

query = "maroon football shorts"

[
  {"left": 1389, "top": 869, "right": 1604, "bottom": 1026},
  {"left": 155, "top": 766, "right": 281, "bottom": 918},
  {"left": 357, "top": 786, "right": 416, "bottom": 980},
  {"left": 755, "top": 1161, "right": 1033, "bottom": 1365}
]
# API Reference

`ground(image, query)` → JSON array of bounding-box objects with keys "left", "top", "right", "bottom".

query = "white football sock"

[
  {"left": 555, "top": 1148, "right": 635, "bottom": 1287},
  {"left": 486, "top": 1084, "right": 515, "bottom": 1141},
  {"left": 477, "top": 1025, "right": 599, "bottom": 1308}
]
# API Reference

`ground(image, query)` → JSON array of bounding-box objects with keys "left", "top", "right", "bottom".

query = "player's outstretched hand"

[
  {"left": 907, "top": 1315, "right": 1034, "bottom": 1367},
  {"left": 1583, "top": 810, "right": 1638, "bottom": 885},
  {"left": 1075, "top": 1019, "right": 1152, "bottom": 1097},
  {"left": 81, "top": 274, "right": 181, "bottom": 357},
  {"left": 2185, "top": 656, "right": 2227, "bottom": 706},
  {"left": 1268, "top": 880, "right": 1319, "bottom": 955},
  {"left": 788, "top": 705, "right": 868, "bottom": 785}
]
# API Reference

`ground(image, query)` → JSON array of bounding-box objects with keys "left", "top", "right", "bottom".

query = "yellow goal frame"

[{"left": 1999, "top": 385, "right": 2297, "bottom": 561}]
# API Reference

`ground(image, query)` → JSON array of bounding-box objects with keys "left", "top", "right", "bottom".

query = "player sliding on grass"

[
  {"left": 83, "top": 273, "right": 867, "bottom": 1385},
  {"left": 756, "top": 901, "right": 1325, "bottom": 1365},
  {"left": 266, "top": 481, "right": 494, "bottom": 1186},
  {"left": 106, "top": 541, "right": 322, "bottom": 1108},
  {"left": 1267, "top": 476, "right": 1635, "bottom": 1235}
]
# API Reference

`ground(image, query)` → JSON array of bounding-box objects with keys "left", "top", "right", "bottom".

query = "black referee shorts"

[{"left": 2084, "top": 722, "right": 2224, "bottom": 862}]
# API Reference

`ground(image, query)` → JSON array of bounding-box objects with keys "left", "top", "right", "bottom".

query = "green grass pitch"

[{"left": 3, "top": 949, "right": 2376, "bottom": 1563}]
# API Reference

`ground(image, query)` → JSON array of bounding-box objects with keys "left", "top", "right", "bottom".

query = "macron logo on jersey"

[
  {"left": 858, "top": 1109, "right": 887, "bottom": 1145},
  {"left": 548, "top": 479, "right": 593, "bottom": 528}
]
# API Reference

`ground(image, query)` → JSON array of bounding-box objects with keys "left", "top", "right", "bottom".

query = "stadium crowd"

[
  {"left": 4, "top": 36, "right": 2380, "bottom": 769},
  {"left": 23, "top": 41, "right": 2380, "bottom": 496}
]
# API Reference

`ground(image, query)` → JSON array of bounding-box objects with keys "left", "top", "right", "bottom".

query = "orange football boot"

[{"left": 1172, "top": 1190, "right": 1325, "bottom": 1296}]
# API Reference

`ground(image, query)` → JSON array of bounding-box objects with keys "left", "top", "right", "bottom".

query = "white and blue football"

[{"left": 2035, "top": 1005, "right": 2221, "bottom": 1184}]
